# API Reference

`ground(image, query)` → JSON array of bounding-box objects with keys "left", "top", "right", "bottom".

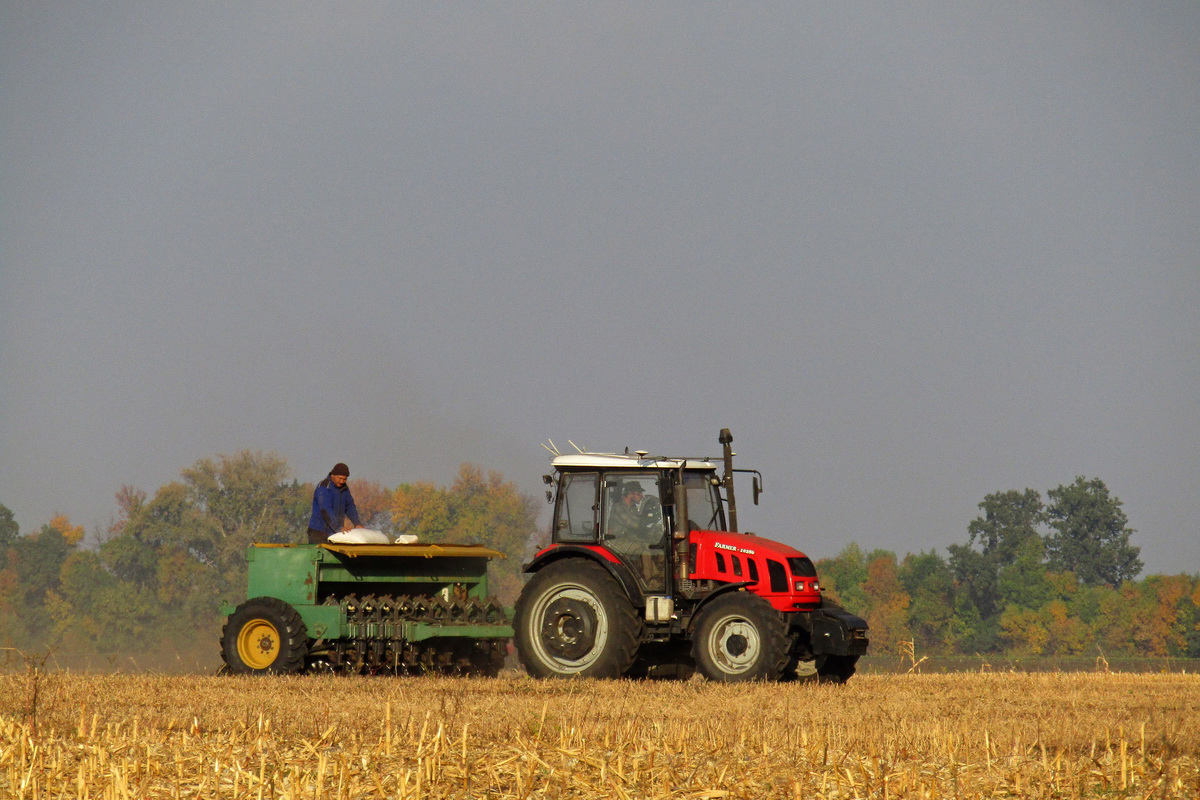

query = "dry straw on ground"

[{"left": 2, "top": 670, "right": 1198, "bottom": 798}]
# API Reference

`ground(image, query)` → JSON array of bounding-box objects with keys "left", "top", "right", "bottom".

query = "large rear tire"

[
  {"left": 515, "top": 559, "right": 641, "bottom": 678},
  {"left": 221, "top": 597, "right": 308, "bottom": 675},
  {"left": 691, "top": 591, "right": 789, "bottom": 682}
]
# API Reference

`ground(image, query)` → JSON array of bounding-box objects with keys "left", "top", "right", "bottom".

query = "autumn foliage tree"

[
  {"left": 388, "top": 464, "right": 541, "bottom": 603},
  {"left": 861, "top": 553, "right": 911, "bottom": 653}
]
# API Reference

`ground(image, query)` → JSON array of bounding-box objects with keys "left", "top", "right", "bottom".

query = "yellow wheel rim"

[{"left": 236, "top": 618, "right": 280, "bottom": 669}]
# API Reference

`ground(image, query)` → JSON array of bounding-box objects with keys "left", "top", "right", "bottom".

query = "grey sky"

[{"left": 2, "top": 4, "right": 1197, "bottom": 572}]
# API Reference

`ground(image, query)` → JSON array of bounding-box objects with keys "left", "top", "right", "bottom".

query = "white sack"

[{"left": 328, "top": 527, "right": 391, "bottom": 544}]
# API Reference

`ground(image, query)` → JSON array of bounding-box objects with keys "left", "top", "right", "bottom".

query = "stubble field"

[{"left": 1, "top": 670, "right": 1198, "bottom": 799}]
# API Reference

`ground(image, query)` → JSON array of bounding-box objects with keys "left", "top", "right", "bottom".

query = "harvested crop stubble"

[{"left": 1, "top": 671, "right": 1198, "bottom": 798}]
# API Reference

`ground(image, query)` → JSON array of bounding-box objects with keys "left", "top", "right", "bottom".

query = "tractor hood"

[
  {"left": 688, "top": 529, "right": 822, "bottom": 610},
  {"left": 689, "top": 530, "right": 810, "bottom": 561}
]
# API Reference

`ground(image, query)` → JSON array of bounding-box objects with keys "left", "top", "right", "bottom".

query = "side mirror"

[{"left": 752, "top": 476, "right": 761, "bottom": 505}]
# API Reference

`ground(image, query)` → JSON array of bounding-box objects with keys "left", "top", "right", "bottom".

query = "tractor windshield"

[{"left": 685, "top": 471, "right": 724, "bottom": 531}]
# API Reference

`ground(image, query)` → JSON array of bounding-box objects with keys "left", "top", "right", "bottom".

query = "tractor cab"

[{"left": 548, "top": 454, "right": 725, "bottom": 594}]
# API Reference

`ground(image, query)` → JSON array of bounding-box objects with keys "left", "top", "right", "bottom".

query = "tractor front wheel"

[
  {"left": 691, "top": 591, "right": 789, "bottom": 682},
  {"left": 514, "top": 559, "right": 641, "bottom": 679},
  {"left": 221, "top": 597, "right": 308, "bottom": 674},
  {"left": 815, "top": 653, "right": 859, "bottom": 683},
  {"left": 784, "top": 653, "right": 860, "bottom": 683}
]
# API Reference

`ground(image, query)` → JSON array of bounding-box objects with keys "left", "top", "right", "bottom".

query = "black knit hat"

[{"left": 330, "top": 463, "right": 350, "bottom": 477}]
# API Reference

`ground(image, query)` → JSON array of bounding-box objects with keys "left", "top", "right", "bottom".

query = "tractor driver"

[
  {"left": 608, "top": 483, "right": 656, "bottom": 542},
  {"left": 307, "top": 462, "right": 363, "bottom": 544},
  {"left": 607, "top": 481, "right": 666, "bottom": 586}
]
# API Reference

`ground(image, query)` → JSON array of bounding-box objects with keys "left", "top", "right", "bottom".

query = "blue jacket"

[{"left": 308, "top": 477, "right": 362, "bottom": 533}]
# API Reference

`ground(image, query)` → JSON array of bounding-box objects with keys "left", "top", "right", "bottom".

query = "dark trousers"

[{"left": 307, "top": 528, "right": 331, "bottom": 544}]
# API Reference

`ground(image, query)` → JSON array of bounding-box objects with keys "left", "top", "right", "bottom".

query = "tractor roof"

[{"left": 551, "top": 453, "right": 720, "bottom": 471}]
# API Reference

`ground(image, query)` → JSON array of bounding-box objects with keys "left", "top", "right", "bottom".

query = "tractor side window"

[
  {"left": 747, "top": 558, "right": 759, "bottom": 584},
  {"left": 602, "top": 472, "right": 664, "bottom": 541},
  {"left": 555, "top": 472, "right": 598, "bottom": 543},
  {"left": 731, "top": 556, "right": 743, "bottom": 577},
  {"left": 714, "top": 551, "right": 727, "bottom": 572}
]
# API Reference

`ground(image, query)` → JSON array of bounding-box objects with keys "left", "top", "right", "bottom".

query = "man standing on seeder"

[{"left": 307, "top": 462, "right": 362, "bottom": 544}]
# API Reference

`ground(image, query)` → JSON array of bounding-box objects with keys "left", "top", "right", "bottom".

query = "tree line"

[
  {"left": 0, "top": 451, "right": 541, "bottom": 663},
  {"left": 817, "top": 479, "right": 1199, "bottom": 659},
  {"left": 1, "top": 453, "right": 1195, "bottom": 664}
]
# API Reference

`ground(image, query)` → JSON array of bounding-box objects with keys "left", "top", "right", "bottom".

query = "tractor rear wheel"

[
  {"left": 515, "top": 559, "right": 641, "bottom": 679},
  {"left": 222, "top": 597, "right": 308, "bottom": 674},
  {"left": 692, "top": 591, "right": 789, "bottom": 682}
]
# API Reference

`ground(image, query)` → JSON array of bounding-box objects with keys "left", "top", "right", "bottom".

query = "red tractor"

[{"left": 514, "top": 429, "right": 869, "bottom": 682}]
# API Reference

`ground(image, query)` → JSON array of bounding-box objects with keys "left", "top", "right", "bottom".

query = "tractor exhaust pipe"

[
  {"left": 673, "top": 462, "right": 694, "bottom": 597},
  {"left": 719, "top": 428, "right": 738, "bottom": 532}
]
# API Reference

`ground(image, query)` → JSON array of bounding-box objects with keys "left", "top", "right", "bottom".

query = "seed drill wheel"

[
  {"left": 221, "top": 597, "right": 308, "bottom": 674},
  {"left": 691, "top": 591, "right": 789, "bottom": 682},
  {"left": 514, "top": 559, "right": 641, "bottom": 679}
]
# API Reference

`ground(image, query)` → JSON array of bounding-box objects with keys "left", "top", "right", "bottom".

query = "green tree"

[
  {"left": 180, "top": 451, "right": 309, "bottom": 580},
  {"left": 947, "top": 544, "right": 999, "bottom": 627},
  {"left": 46, "top": 550, "right": 159, "bottom": 654},
  {"left": 966, "top": 489, "right": 1045, "bottom": 564},
  {"left": 899, "top": 550, "right": 959, "bottom": 652},
  {"left": 101, "top": 451, "right": 307, "bottom": 625},
  {"left": 1045, "top": 477, "right": 1141, "bottom": 586},
  {"left": 102, "top": 482, "right": 207, "bottom": 589},
  {"left": 0, "top": 504, "right": 19, "bottom": 643},
  {"left": 814, "top": 542, "right": 869, "bottom": 613},
  {"left": 996, "top": 536, "right": 1054, "bottom": 611},
  {"left": 948, "top": 489, "right": 1045, "bottom": 650},
  {"left": 12, "top": 515, "right": 84, "bottom": 605},
  {"left": 0, "top": 504, "right": 18, "bottom": 549}
]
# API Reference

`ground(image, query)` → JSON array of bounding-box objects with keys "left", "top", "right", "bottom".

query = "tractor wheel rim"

[
  {"left": 708, "top": 615, "right": 760, "bottom": 674},
  {"left": 529, "top": 585, "right": 609, "bottom": 673},
  {"left": 237, "top": 618, "right": 280, "bottom": 669}
]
